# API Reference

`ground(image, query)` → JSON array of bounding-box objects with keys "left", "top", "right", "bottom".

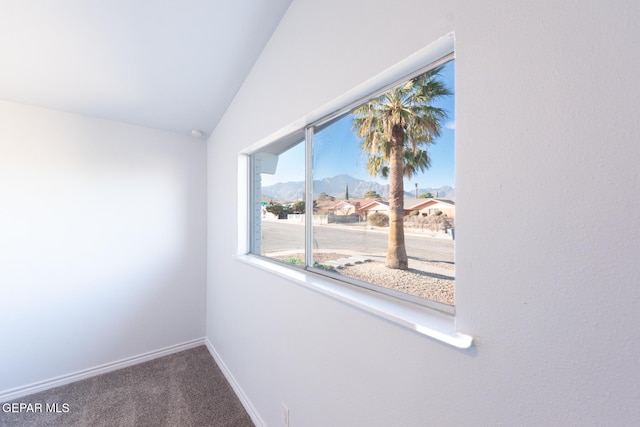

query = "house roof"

[
  {"left": 315, "top": 200, "right": 352, "bottom": 210},
  {"left": 359, "top": 200, "right": 389, "bottom": 211},
  {"left": 404, "top": 198, "right": 455, "bottom": 211}
]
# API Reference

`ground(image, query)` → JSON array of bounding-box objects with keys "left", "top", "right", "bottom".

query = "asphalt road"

[{"left": 260, "top": 219, "right": 454, "bottom": 263}]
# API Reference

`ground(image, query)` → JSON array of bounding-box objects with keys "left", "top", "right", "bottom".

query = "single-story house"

[{"left": 404, "top": 198, "right": 455, "bottom": 218}]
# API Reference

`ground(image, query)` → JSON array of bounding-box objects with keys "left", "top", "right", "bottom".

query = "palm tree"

[
  {"left": 366, "top": 148, "right": 431, "bottom": 180},
  {"left": 353, "top": 65, "right": 451, "bottom": 269}
]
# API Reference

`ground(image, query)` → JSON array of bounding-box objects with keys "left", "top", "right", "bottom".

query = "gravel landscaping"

[
  {"left": 339, "top": 261, "right": 454, "bottom": 305},
  {"left": 272, "top": 252, "right": 455, "bottom": 306}
]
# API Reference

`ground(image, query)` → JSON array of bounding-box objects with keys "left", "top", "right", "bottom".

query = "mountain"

[
  {"left": 315, "top": 174, "right": 389, "bottom": 199},
  {"left": 260, "top": 180, "right": 305, "bottom": 202},
  {"left": 406, "top": 185, "right": 455, "bottom": 199},
  {"left": 261, "top": 174, "right": 454, "bottom": 201}
]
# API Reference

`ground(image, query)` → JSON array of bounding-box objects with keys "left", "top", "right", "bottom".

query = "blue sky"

[{"left": 262, "top": 60, "right": 455, "bottom": 189}]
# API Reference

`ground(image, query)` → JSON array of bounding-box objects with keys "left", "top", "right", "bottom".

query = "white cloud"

[{"left": 445, "top": 120, "right": 456, "bottom": 130}]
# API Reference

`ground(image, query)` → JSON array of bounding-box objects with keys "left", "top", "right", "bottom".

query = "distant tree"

[
  {"left": 318, "top": 192, "right": 335, "bottom": 201},
  {"left": 418, "top": 192, "right": 433, "bottom": 199},
  {"left": 291, "top": 200, "right": 305, "bottom": 214},
  {"left": 364, "top": 190, "right": 381, "bottom": 198},
  {"left": 345, "top": 184, "right": 349, "bottom": 200},
  {"left": 265, "top": 202, "right": 290, "bottom": 219}
]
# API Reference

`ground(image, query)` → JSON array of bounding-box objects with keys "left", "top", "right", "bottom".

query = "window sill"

[{"left": 235, "top": 254, "right": 473, "bottom": 349}]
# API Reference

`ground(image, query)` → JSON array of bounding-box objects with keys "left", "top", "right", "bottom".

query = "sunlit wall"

[{"left": 0, "top": 100, "right": 207, "bottom": 394}]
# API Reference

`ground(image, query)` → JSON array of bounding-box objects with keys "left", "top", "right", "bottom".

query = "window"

[
  {"left": 233, "top": 32, "right": 471, "bottom": 344},
  {"left": 247, "top": 52, "right": 456, "bottom": 313},
  {"left": 241, "top": 36, "right": 471, "bottom": 347},
  {"left": 250, "top": 136, "right": 305, "bottom": 260}
]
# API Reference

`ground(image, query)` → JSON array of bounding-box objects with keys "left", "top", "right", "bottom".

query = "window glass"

[
  {"left": 252, "top": 140, "right": 305, "bottom": 266},
  {"left": 250, "top": 58, "right": 455, "bottom": 307},
  {"left": 311, "top": 60, "right": 455, "bottom": 305}
]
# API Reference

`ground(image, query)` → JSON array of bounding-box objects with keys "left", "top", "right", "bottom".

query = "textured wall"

[
  {"left": 207, "top": 0, "right": 640, "bottom": 426},
  {"left": 0, "top": 101, "right": 207, "bottom": 394}
]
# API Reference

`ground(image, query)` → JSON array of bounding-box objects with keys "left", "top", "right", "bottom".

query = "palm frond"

[{"left": 352, "top": 63, "right": 452, "bottom": 179}]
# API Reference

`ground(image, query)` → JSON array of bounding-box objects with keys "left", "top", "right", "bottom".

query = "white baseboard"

[
  {"left": 0, "top": 338, "right": 205, "bottom": 403},
  {"left": 205, "top": 338, "right": 266, "bottom": 427}
]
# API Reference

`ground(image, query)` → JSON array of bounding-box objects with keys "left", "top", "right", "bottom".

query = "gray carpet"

[{"left": 0, "top": 346, "right": 254, "bottom": 427}]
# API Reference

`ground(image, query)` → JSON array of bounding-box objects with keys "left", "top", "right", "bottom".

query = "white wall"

[
  {"left": 0, "top": 101, "right": 207, "bottom": 394},
  {"left": 207, "top": 0, "right": 640, "bottom": 426}
]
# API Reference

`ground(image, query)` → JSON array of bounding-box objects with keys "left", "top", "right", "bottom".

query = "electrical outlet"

[{"left": 281, "top": 403, "right": 289, "bottom": 427}]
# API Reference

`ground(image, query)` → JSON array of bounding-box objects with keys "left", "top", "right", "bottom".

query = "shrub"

[
  {"left": 291, "top": 200, "right": 305, "bottom": 214},
  {"left": 265, "top": 202, "right": 291, "bottom": 219},
  {"left": 368, "top": 212, "right": 389, "bottom": 227},
  {"left": 280, "top": 257, "right": 334, "bottom": 271},
  {"left": 404, "top": 213, "right": 453, "bottom": 232}
]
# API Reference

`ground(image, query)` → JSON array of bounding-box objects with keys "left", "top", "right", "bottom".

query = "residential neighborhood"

[{"left": 263, "top": 194, "right": 455, "bottom": 234}]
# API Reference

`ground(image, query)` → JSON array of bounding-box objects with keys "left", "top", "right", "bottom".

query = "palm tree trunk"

[{"left": 386, "top": 125, "right": 408, "bottom": 269}]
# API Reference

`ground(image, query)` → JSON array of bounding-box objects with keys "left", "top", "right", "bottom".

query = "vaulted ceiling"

[{"left": 0, "top": 0, "right": 292, "bottom": 138}]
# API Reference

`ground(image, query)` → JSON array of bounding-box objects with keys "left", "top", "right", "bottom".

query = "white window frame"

[{"left": 237, "top": 33, "right": 472, "bottom": 348}]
